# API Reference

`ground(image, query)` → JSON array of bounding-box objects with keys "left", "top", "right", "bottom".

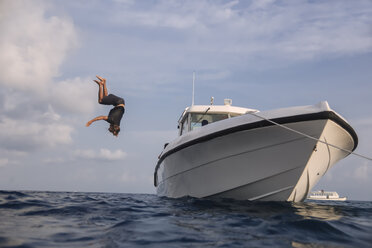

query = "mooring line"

[{"left": 246, "top": 111, "right": 372, "bottom": 162}]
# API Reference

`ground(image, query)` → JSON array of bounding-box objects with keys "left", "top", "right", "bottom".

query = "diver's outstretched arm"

[{"left": 86, "top": 115, "right": 108, "bottom": 127}]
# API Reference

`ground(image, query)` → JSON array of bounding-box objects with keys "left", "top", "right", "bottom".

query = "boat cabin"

[{"left": 178, "top": 99, "right": 258, "bottom": 136}]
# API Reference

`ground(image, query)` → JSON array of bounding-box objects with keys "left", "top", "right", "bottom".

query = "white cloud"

[
  {"left": 0, "top": 117, "right": 73, "bottom": 152},
  {"left": 42, "top": 105, "right": 61, "bottom": 122},
  {"left": 250, "top": 0, "right": 276, "bottom": 9},
  {"left": 110, "top": 0, "right": 372, "bottom": 61},
  {"left": 0, "top": 0, "right": 78, "bottom": 92},
  {"left": 42, "top": 157, "right": 66, "bottom": 164},
  {"left": 0, "top": 158, "right": 9, "bottom": 168},
  {"left": 0, "top": 0, "right": 95, "bottom": 113},
  {"left": 0, "top": 0, "right": 95, "bottom": 155},
  {"left": 74, "top": 148, "right": 127, "bottom": 161},
  {"left": 120, "top": 172, "right": 137, "bottom": 183},
  {"left": 50, "top": 77, "right": 97, "bottom": 115},
  {"left": 353, "top": 163, "right": 371, "bottom": 182},
  {"left": 99, "top": 148, "right": 127, "bottom": 160},
  {"left": 0, "top": 149, "right": 27, "bottom": 158}
]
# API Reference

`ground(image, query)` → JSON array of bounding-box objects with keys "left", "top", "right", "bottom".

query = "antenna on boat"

[{"left": 192, "top": 71, "right": 195, "bottom": 106}]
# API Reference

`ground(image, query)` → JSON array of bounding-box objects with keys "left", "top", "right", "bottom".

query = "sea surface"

[{"left": 0, "top": 191, "right": 371, "bottom": 248}]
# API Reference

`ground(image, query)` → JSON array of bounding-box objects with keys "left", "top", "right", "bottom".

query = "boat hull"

[
  {"left": 288, "top": 120, "right": 354, "bottom": 201},
  {"left": 155, "top": 106, "right": 357, "bottom": 202},
  {"left": 307, "top": 197, "right": 347, "bottom": 201}
]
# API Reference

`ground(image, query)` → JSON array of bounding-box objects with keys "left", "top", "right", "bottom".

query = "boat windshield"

[{"left": 190, "top": 113, "right": 228, "bottom": 131}]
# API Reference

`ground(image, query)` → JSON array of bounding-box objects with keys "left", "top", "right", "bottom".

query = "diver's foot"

[
  {"left": 93, "top": 79, "right": 102, "bottom": 85},
  {"left": 94, "top": 75, "right": 106, "bottom": 85},
  {"left": 96, "top": 75, "right": 106, "bottom": 84}
]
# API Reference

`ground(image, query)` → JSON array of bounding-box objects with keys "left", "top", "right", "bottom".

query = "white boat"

[
  {"left": 154, "top": 100, "right": 357, "bottom": 202},
  {"left": 307, "top": 190, "right": 347, "bottom": 201}
]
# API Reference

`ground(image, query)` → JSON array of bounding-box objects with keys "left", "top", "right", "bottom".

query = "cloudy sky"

[{"left": 0, "top": 0, "right": 371, "bottom": 200}]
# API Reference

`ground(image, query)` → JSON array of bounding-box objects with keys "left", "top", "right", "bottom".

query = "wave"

[{"left": 0, "top": 191, "right": 371, "bottom": 248}]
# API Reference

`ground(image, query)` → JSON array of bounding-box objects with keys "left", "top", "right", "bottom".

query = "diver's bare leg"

[
  {"left": 94, "top": 76, "right": 108, "bottom": 103},
  {"left": 103, "top": 80, "right": 108, "bottom": 97},
  {"left": 98, "top": 84, "right": 104, "bottom": 103},
  {"left": 94, "top": 79, "right": 104, "bottom": 103},
  {"left": 96, "top": 75, "right": 108, "bottom": 97}
]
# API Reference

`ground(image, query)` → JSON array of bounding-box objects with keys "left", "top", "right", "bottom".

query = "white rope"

[{"left": 246, "top": 112, "right": 372, "bottom": 161}]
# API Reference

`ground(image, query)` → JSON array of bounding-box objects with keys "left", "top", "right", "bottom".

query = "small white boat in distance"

[
  {"left": 154, "top": 100, "right": 357, "bottom": 202},
  {"left": 307, "top": 190, "right": 347, "bottom": 201}
]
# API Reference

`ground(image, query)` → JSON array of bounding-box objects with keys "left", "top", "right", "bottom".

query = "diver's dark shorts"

[{"left": 100, "top": 94, "right": 125, "bottom": 106}]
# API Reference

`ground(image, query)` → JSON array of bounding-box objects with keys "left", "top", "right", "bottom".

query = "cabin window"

[
  {"left": 229, "top": 113, "right": 242, "bottom": 118},
  {"left": 190, "top": 113, "right": 228, "bottom": 131},
  {"left": 180, "top": 114, "right": 189, "bottom": 135}
]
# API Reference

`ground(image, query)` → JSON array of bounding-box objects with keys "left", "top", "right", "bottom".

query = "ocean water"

[{"left": 0, "top": 191, "right": 371, "bottom": 248}]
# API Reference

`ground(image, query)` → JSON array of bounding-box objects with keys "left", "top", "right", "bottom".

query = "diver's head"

[{"left": 109, "top": 124, "right": 120, "bottom": 137}]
